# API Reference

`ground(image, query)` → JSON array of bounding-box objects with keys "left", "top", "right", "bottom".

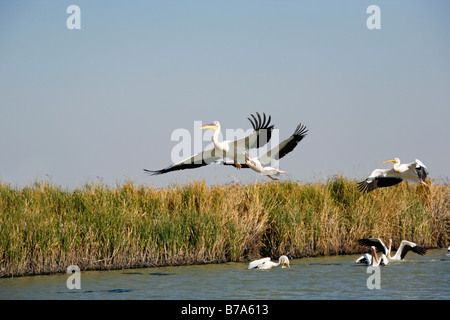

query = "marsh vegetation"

[{"left": 0, "top": 177, "right": 448, "bottom": 277}]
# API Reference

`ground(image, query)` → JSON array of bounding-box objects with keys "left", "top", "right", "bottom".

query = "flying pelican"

[
  {"left": 144, "top": 112, "right": 274, "bottom": 175},
  {"left": 357, "top": 158, "right": 429, "bottom": 193},
  {"left": 248, "top": 255, "right": 290, "bottom": 269},
  {"left": 355, "top": 246, "right": 388, "bottom": 266},
  {"left": 358, "top": 238, "right": 427, "bottom": 261},
  {"left": 221, "top": 123, "right": 308, "bottom": 180}
]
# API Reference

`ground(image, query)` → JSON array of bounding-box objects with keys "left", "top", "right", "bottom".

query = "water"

[{"left": 0, "top": 249, "right": 448, "bottom": 300}]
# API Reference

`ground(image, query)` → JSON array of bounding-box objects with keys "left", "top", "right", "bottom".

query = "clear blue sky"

[{"left": 1, "top": 1, "right": 449, "bottom": 188}]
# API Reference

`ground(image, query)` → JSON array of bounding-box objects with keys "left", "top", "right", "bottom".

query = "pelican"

[
  {"left": 222, "top": 123, "right": 308, "bottom": 180},
  {"left": 357, "top": 158, "right": 429, "bottom": 193},
  {"left": 144, "top": 112, "right": 274, "bottom": 175},
  {"left": 358, "top": 238, "right": 427, "bottom": 261},
  {"left": 248, "top": 255, "right": 290, "bottom": 269},
  {"left": 355, "top": 246, "right": 388, "bottom": 266}
]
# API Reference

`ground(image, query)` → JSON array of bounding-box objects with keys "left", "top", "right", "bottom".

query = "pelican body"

[
  {"left": 248, "top": 256, "right": 290, "bottom": 269},
  {"left": 243, "top": 153, "right": 287, "bottom": 181},
  {"left": 358, "top": 158, "right": 429, "bottom": 193}
]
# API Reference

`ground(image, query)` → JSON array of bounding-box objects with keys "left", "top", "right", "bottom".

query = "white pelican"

[
  {"left": 358, "top": 238, "right": 427, "bottom": 261},
  {"left": 144, "top": 112, "right": 274, "bottom": 175},
  {"left": 222, "top": 123, "right": 308, "bottom": 180},
  {"left": 357, "top": 158, "right": 429, "bottom": 193},
  {"left": 248, "top": 255, "right": 290, "bottom": 269},
  {"left": 355, "top": 246, "right": 388, "bottom": 266}
]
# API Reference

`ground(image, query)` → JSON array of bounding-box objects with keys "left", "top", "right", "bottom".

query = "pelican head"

[
  {"left": 279, "top": 255, "right": 290, "bottom": 268},
  {"left": 200, "top": 121, "right": 220, "bottom": 131},
  {"left": 382, "top": 157, "right": 400, "bottom": 164}
]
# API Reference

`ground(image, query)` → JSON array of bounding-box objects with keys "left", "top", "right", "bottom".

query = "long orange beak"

[
  {"left": 382, "top": 159, "right": 397, "bottom": 164},
  {"left": 200, "top": 123, "right": 217, "bottom": 130}
]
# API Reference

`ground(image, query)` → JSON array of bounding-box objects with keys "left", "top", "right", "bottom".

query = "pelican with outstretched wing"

[
  {"left": 358, "top": 238, "right": 427, "bottom": 261},
  {"left": 144, "top": 113, "right": 274, "bottom": 176},
  {"left": 222, "top": 123, "right": 308, "bottom": 180},
  {"left": 357, "top": 158, "right": 429, "bottom": 193},
  {"left": 248, "top": 255, "right": 290, "bottom": 269}
]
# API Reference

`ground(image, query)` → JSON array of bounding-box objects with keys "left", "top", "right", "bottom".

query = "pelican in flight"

[
  {"left": 248, "top": 256, "right": 290, "bottom": 269},
  {"left": 144, "top": 113, "right": 274, "bottom": 175},
  {"left": 357, "top": 158, "right": 429, "bottom": 193},
  {"left": 222, "top": 123, "right": 308, "bottom": 180},
  {"left": 355, "top": 246, "right": 388, "bottom": 266},
  {"left": 358, "top": 238, "right": 427, "bottom": 261}
]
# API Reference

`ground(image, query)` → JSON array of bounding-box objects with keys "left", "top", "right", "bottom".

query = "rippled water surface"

[{"left": 1, "top": 249, "right": 448, "bottom": 300}]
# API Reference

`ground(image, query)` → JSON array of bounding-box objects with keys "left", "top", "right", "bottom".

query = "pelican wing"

[
  {"left": 247, "top": 257, "right": 271, "bottom": 269},
  {"left": 355, "top": 253, "right": 372, "bottom": 265},
  {"left": 257, "top": 123, "right": 308, "bottom": 166},
  {"left": 414, "top": 159, "right": 429, "bottom": 182},
  {"left": 232, "top": 112, "right": 274, "bottom": 152},
  {"left": 397, "top": 240, "right": 427, "bottom": 260},
  {"left": 144, "top": 147, "right": 224, "bottom": 175},
  {"left": 357, "top": 177, "right": 403, "bottom": 193},
  {"left": 358, "top": 238, "right": 389, "bottom": 255},
  {"left": 357, "top": 170, "right": 403, "bottom": 193}
]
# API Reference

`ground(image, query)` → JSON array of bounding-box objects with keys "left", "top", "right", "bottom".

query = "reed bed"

[{"left": 0, "top": 177, "right": 448, "bottom": 277}]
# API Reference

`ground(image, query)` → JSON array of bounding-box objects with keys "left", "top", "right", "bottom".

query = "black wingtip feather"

[
  {"left": 143, "top": 168, "right": 161, "bottom": 176},
  {"left": 357, "top": 181, "right": 370, "bottom": 193},
  {"left": 248, "top": 112, "right": 273, "bottom": 131}
]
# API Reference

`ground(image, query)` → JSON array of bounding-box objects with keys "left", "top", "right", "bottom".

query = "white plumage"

[
  {"left": 355, "top": 246, "right": 389, "bottom": 266},
  {"left": 248, "top": 255, "right": 290, "bottom": 269}
]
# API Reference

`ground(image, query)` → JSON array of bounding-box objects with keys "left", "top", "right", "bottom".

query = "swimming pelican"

[
  {"left": 222, "top": 123, "right": 308, "bottom": 180},
  {"left": 357, "top": 158, "right": 429, "bottom": 193},
  {"left": 358, "top": 238, "right": 427, "bottom": 261},
  {"left": 144, "top": 112, "right": 274, "bottom": 175},
  {"left": 355, "top": 246, "right": 388, "bottom": 266},
  {"left": 248, "top": 255, "right": 290, "bottom": 269}
]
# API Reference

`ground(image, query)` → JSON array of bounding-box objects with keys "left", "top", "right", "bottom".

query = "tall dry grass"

[{"left": 0, "top": 177, "right": 448, "bottom": 277}]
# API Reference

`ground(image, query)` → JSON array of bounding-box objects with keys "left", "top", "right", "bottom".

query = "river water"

[{"left": 0, "top": 249, "right": 448, "bottom": 300}]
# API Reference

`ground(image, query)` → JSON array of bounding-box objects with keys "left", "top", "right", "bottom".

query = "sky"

[{"left": 0, "top": 1, "right": 449, "bottom": 189}]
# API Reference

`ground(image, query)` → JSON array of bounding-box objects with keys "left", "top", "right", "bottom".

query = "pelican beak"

[
  {"left": 200, "top": 123, "right": 217, "bottom": 130},
  {"left": 382, "top": 159, "right": 397, "bottom": 164}
]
